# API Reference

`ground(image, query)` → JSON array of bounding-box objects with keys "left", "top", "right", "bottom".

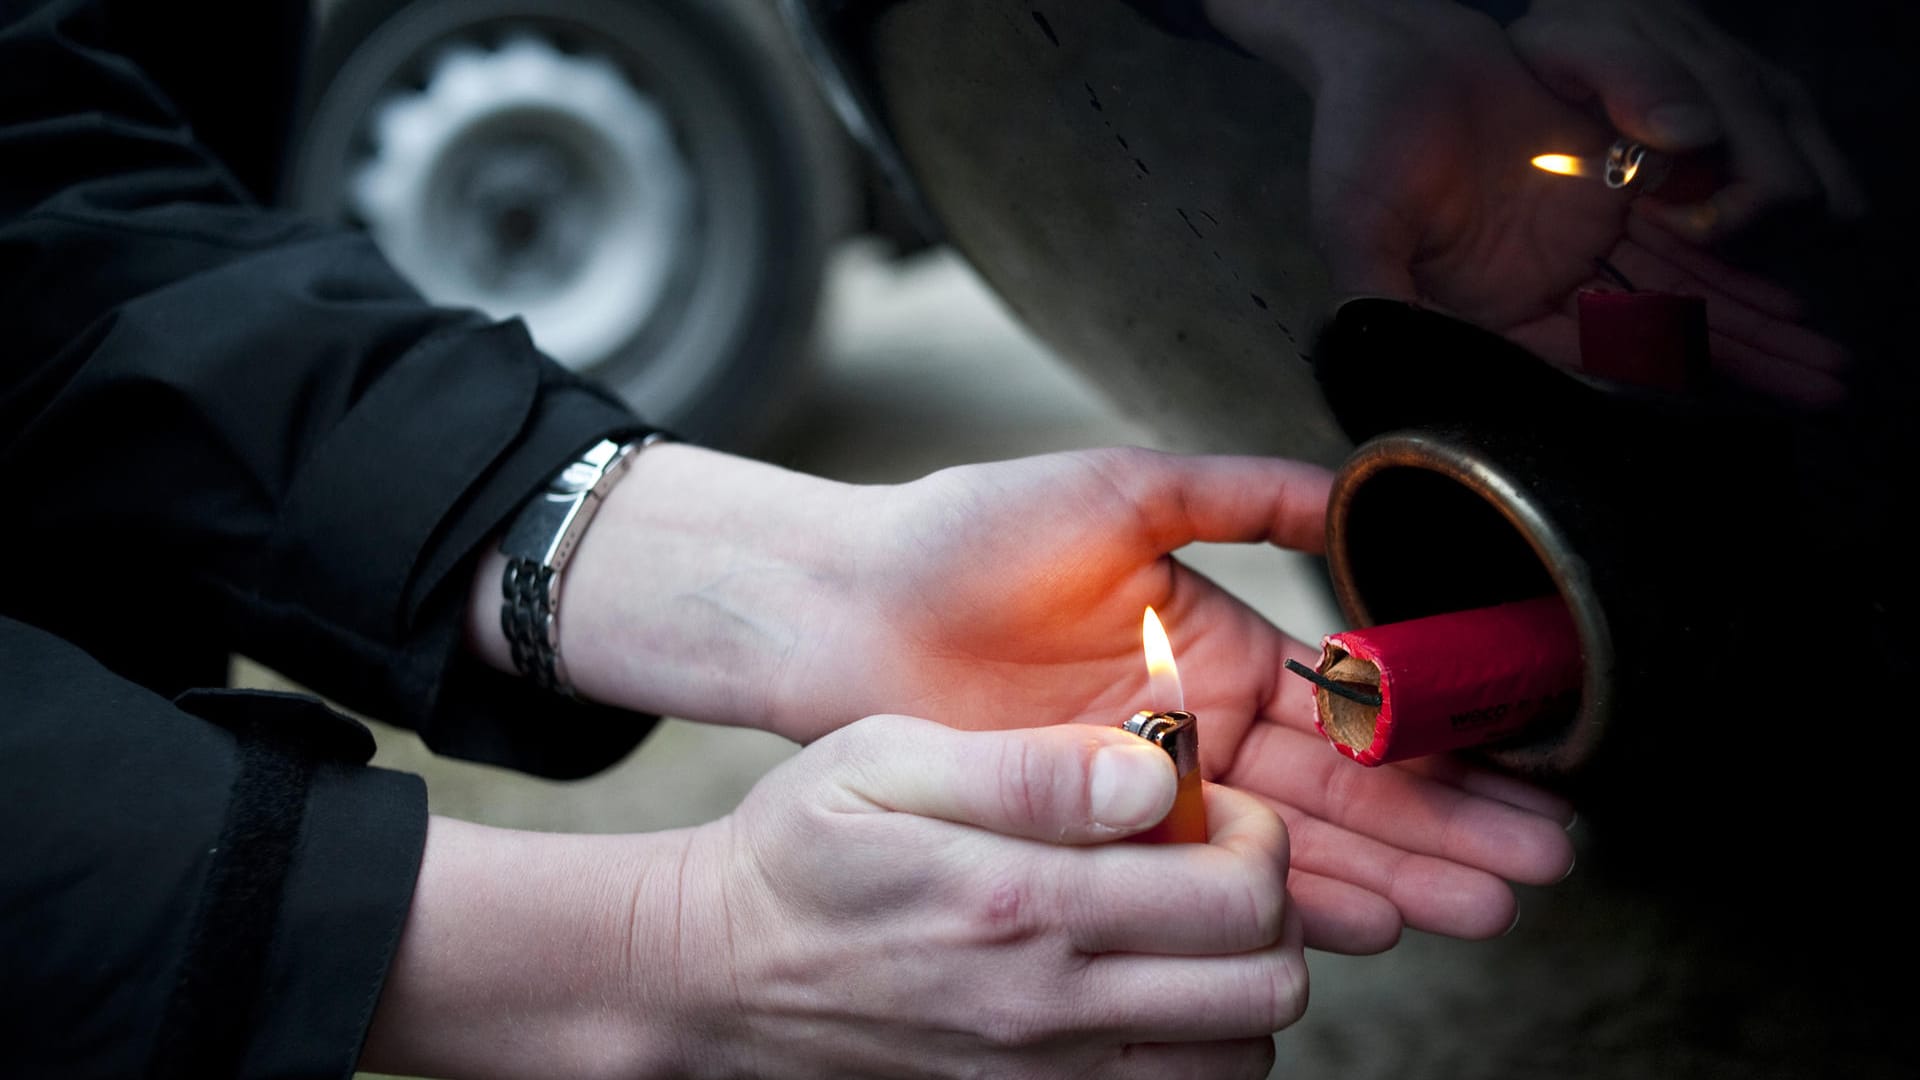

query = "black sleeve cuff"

[
  {"left": 0, "top": 624, "right": 427, "bottom": 1080},
  {"left": 160, "top": 689, "right": 428, "bottom": 1080},
  {"left": 240, "top": 319, "right": 661, "bottom": 780},
  {"left": 238, "top": 743, "right": 427, "bottom": 1077}
]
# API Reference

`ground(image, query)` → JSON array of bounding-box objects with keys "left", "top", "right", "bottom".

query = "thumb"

[
  {"left": 818, "top": 715, "right": 1178, "bottom": 844},
  {"left": 1511, "top": 20, "right": 1720, "bottom": 150}
]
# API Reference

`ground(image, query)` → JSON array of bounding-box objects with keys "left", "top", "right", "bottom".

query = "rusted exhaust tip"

[{"left": 1326, "top": 431, "right": 1614, "bottom": 775}]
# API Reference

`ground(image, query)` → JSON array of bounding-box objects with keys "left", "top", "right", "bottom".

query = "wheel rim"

[
  {"left": 350, "top": 35, "right": 694, "bottom": 370},
  {"left": 293, "top": 0, "right": 809, "bottom": 430}
]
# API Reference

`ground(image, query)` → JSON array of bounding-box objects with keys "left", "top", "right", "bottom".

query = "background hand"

[
  {"left": 1210, "top": 0, "right": 1852, "bottom": 405},
  {"left": 1510, "top": 0, "right": 1866, "bottom": 242}
]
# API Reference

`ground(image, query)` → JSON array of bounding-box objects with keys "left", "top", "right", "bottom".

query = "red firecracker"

[
  {"left": 1577, "top": 288, "right": 1710, "bottom": 393},
  {"left": 1306, "top": 596, "right": 1583, "bottom": 767}
]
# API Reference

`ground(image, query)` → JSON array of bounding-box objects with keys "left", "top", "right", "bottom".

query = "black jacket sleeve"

[
  {"left": 0, "top": 0, "right": 657, "bottom": 777},
  {"left": 2, "top": 0, "right": 668, "bottom": 1073},
  {"left": 2, "top": 618, "right": 428, "bottom": 1078}
]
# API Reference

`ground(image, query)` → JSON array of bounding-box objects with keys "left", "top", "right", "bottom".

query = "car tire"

[{"left": 290, "top": 0, "right": 836, "bottom": 447}]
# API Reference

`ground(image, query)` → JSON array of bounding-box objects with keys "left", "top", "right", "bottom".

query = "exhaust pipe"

[
  {"left": 1325, "top": 430, "right": 1613, "bottom": 774},
  {"left": 1316, "top": 300, "right": 1784, "bottom": 780}
]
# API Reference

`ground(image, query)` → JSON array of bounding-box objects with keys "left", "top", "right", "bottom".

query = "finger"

[
  {"left": 1204, "top": 777, "right": 1289, "bottom": 853},
  {"left": 1061, "top": 783, "right": 1288, "bottom": 956},
  {"left": 1641, "top": 177, "right": 1810, "bottom": 246},
  {"left": 1694, "top": 298, "right": 1848, "bottom": 375},
  {"left": 1079, "top": 905, "right": 1308, "bottom": 1041},
  {"left": 1270, "top": 633, "right": 1325, "bottom": 732},
  {"left": 1759, "top": 60, "right": 1868, "bottom": 220},
  {"left": 1397, "top": 755, "right": 1578, "bottom": 825},
  {"left": 1277, "top": 635, "right": 1583, "bottom": 832},
  {"left": 1605, "top": 239, "right": 1843, "bottom": 368},
  {"left": 1510, "top": 17, "right": 1720, "bottom": 149},
  {"left": 1654, "top": 0, "right": 1861, "bottom": 219},
  {"left": 1265, "top": 795, "right": 1520, "bottom": 941},
  {"left": 1285, "top": 868, "right": 1402, "bottom": 955},
  {"left": 1601, "top": 240, "right": 1853, "bottom": 384},
  {"left": 1228, "top": 720, "right": 1577, "bottom": 886},
  {"left": 820, "top": 715, "right": 1176, "bottom": 844},
  {"left": 1512, "top": 288, "right": 1846, "bottom": 408},
  {"left": 1622, "top": 209, "right": 1806, "bottom": 319},
  {"left": 1215, "top": 630, "right": 1329, "bottom": 781},
  {"left": 1509, "top": 233, "right": 1851, "bottom": 406},
  {"left": 1108, "top": 1038, "right": 1276, "bottom": 1080},
  {"left": 1706, "top": 330, "right": 1847, "bottom": 407},
  {"left": 1638, "top": 29, "right": 1819, "bottom": 239},
  {"left": 1084, "top": 449, "right": 1334, "bottom": 554},
  {"left": 1696, "top": 300, "right": 1850, "bottom": 376}
]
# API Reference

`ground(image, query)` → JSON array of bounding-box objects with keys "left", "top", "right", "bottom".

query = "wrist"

[
  {"left": 361, "top": 816, "right": 697, "bottom": 1080},
  {"left": 501, "top": 442, "right": 870, "bottom": 737},
  {"left": 483, "top": 434, "right": 667, "bottom": 697}
]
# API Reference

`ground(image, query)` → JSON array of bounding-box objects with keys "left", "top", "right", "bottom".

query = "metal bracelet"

[
  {"left": 498, "top": 433, "right": 665, "bottom": 697},
  {"left": 501, "top": 557, "right": 565, "bottom": 694}
]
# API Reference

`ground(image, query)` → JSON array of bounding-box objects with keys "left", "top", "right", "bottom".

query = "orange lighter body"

[{"left": 1122, "top": 710, "right": 1208, "bottom": 844}]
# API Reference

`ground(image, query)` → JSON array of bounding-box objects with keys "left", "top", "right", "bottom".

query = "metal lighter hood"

[{"left": 1124, "top": 709, "right": 1200, "bottom": 779}]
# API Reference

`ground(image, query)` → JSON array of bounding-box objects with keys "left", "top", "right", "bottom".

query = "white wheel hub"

[{"left": 351, "top": 35, "right": 694, "bottom": 370}]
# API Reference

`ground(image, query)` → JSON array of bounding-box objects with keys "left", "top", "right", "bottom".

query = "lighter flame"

[
  {"left": 1142, "top": 606, "right": 1185, "bottom": 713},
  {"left": 1531, "top": 153, "right": 1592, "bottom": 178}
]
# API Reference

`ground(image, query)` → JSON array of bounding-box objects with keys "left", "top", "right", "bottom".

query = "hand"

[
  {"left": 668, "top": 715, "right": 1303, "bottom": 1079},
  {"left": 1207, "top": 0, "right": 1852, "bottom": 406},
  {"left": 1509, "top": 0, "right": 1866, "bottom": 241},
  {"left": 367, "top": 715, "right": 1307, "bottom": 1078},
  {"left": 514, "top": 444, "right": 1575, "bottom": 956},
  {"left": 776, "top": 448, "right": 1574, "bottom": 954}
]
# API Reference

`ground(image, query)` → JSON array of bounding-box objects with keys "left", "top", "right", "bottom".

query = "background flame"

[
  {"left": 1142, "top": 606, "right": 1185, "bottom": 712},
  {"left": 1531, "top": 153, "right": 1591, "bottom": 178}
]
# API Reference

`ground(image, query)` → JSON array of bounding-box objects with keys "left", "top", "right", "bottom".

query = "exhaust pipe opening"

[{"left": 1326, "top": 432, "right": 1614, "bottom": 774}]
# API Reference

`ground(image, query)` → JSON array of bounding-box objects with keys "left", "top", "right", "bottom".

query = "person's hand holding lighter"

[
  {"left": 1204, "top": 0, "right": 1854, "bottom": 405},
  {"left": 478, "top": 444, "right": 1576, "bottom": 958},
  {"left": 1509, "top": 0, "right": 1866, "bottom": 241},
  {"left": 363, "top": 716, "right": 1303, "bottom": 1080}
]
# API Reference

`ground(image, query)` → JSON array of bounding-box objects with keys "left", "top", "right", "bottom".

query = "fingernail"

[
  {"left": 1646, "top": 103, "right": 1719, "bottom": 146},
  {"left": 1563, "top": 811, "right": 1580, "bottom": 832},
  {"left": 1089, "top": 744, "right": 1172, "bottom": 830},
  {"left": 1504, "top": 906, "right": 1524, "bottom": 936},
  {"left": 1557, "top": 852, "right": 1578, "bottom": 884}
]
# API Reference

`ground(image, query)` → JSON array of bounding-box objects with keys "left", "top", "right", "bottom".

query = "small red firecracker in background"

[{"left": 1534, "top": 139, "right": 1717, "bottom": 393}]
